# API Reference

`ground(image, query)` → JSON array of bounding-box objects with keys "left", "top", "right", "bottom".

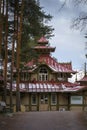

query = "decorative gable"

[{"left": 25, "top": 55, "right": 76, "bottom": 74}]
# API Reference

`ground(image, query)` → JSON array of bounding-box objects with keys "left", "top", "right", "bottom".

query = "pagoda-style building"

[{"left": 3, "top": 37, "right": 87, "bottom": 112}]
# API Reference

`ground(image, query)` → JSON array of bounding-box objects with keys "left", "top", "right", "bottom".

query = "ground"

[{"left": 0, "top": 111, "right": 87, "bottom": 130}]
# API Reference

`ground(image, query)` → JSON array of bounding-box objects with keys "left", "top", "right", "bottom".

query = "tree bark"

[
  {"left": 0, "top": 0, "right": 2, "bottom": 54},
  {"left": 16, "top": 0, "right": 24, "bottom": 112},
  {"left": 3, "top": 0, "right": 8, "bottom": 103}
]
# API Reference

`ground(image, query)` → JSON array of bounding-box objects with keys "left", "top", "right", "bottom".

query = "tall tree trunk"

[
  {"left": 3, "top": 0, "right": 8, "bottom": 103},
  {"left": 10, "top": 42, "right": 15, "bottom": 112},
  {"left": 0, "top": 0, "right": 2, "bottom": 55},
  {"left": 10, "top": 3, "right": 16, "bottom": 111},
  {"left": 16, "top": 0, "right": 24, "bottom": 112}
]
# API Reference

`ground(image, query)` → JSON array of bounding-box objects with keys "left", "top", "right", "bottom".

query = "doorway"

[{"left": 39, "top": 93, "right": 49, "bottom": 111}]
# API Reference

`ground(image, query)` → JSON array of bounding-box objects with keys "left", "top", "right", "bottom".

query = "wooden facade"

[
  {"left": 1, "top": 36, "right": 87, "bottom": 112},
  {"left": 2, "top": 90, "right": 87, "bottom": 112}
]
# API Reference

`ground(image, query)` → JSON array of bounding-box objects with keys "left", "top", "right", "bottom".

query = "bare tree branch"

[
  {"left": 71, "top": 12, "right": 87, "bottom": 31},
  {"left": 58, "top": 0, "right": 67, "bottom": 12},
  {"left": 73, "top": 0, "right": 87, "bottom": 5}
]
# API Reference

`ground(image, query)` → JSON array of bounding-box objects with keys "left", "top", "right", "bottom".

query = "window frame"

[
  {"left": 51, "top": 93, "right": 57, "bottom": 105},
  {"left": 31, "top": 94, "right": 37, "bottom": 105},
  {"left": 39, "top": 67, "right": 48, "bottom": 81}
]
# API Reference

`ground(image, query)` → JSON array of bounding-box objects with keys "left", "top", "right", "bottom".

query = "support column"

[
  {"left": 68, "top": 93, "right": 70, "bottom": 111},
  {"left": 57, "top": 93, "right": 59, "bottom": 111},
  {"left": 48, "top": 93, "right": 51, "bottom": 111},
  {"left": 29, "top": 93, "right": 31, "bottom": 111},
  {"left": 82, "top": 91, "right": 85, "bottom": 111},
  {"left": 37, "top": 93, "right": 39, "bottom": 111}
]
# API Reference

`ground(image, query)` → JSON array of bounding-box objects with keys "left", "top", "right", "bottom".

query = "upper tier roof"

[
  {"left": 33, "top": 46, "right": 55, "bottom": 53},
  {"left": 34, "top": 37, "right": 55, "bottom": 54},
  {"left": 25, "top": 36, "right": 76, "bottom": 74},
  {"left": 37, "top": 36, "right": 48, "bottom": 44}
]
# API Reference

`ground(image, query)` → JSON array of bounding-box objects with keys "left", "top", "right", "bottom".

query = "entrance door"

[{"left": 39, "top": 94, "right": 49, "bottom": 111}]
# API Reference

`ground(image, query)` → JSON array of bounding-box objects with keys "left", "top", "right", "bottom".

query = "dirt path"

[{"left": 0, "top": 111, "right": 87, "bottom": 130}]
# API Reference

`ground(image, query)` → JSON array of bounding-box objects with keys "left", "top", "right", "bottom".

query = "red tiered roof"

[
  {"left": 25, "top": 55, "right": 76, "bottom": 73},
  {"left": 37, "top": 36, "right": 48, "bottom": 44},
  {"left": 34, "top": 46, "right": 55, "bottom": 52},
  {"left": 34, "top": 46, "right": 55, "bottom": 49},
  {"left": 34, "top": 37, "right": 55, "bottom": 53},
  {"left": 25, "top": 37, "right": 76, "bottom": 74}
]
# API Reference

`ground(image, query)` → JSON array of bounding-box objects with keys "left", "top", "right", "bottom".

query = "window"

[
  {"left": 51, "top": 93, "right": 57, "bottom": 105},
  {"left": 39, "top": 67, "right": 48, "bottom": 81},
  {"left": 31, "top": 94, "right": 37, "bottom": 105}
]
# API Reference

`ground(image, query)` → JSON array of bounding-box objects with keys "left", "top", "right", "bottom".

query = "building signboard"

[{"left": 71, "top": 96, "right": 83, "bottom": 104}]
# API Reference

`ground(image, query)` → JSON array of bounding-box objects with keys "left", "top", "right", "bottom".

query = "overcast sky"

[{"left": 40, "top": 0, "right": 87, "bottom": 71}]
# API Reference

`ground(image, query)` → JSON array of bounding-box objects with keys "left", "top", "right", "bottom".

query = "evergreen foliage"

[{"left": 7, "top": 0, "right": 54, "bottom": 63}]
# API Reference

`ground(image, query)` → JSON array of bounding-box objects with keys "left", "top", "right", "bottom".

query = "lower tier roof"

[{"left": 7, "top": 82, "right": 86, "bottom": 93}]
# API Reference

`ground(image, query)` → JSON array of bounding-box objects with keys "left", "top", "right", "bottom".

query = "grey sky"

[{"left": 40, "top": 0, "right": 87, "bottom": 71}]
